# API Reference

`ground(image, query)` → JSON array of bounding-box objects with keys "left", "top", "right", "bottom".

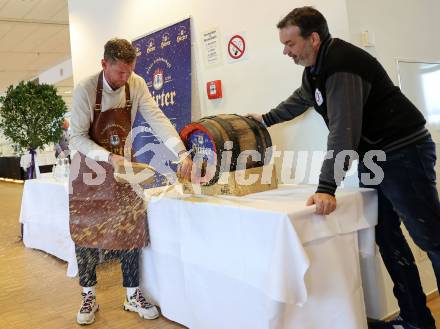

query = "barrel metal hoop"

[
  {"left": 236, "top": 114, "right": 264, "bottom": 166},
  {"left": 208, "top": 116, "right": 240, "bottom": 170},
  {"left": 250, "top": 117, "right": 273, "bottom": 163},
  {"left": 198, "top": 120, "right": 224, "bottom": 185}
]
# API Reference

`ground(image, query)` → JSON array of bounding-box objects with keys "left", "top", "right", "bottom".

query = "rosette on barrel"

[{"left": 179, "top": 114, "right": 272, "bottom": 185}]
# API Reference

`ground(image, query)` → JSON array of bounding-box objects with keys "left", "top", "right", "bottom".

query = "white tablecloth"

[
  {"left": 19, "top": 175, "right": 77, "bottom": 277},
  {"left": 19, "top": 182, "right": 377, "bottom": 328},
  {"left": 140, "top": 185, "right": 377, "bottom": 329}
]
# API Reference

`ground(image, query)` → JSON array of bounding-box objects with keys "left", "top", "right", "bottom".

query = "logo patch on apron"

[
  {"left": 315, "top": 88, "right": 324, "bottom": 106},
  {"left": 110, "top": 134, "right": 120, "bottom": 146}
]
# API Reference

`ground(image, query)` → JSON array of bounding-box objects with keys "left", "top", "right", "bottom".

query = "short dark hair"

[
  {"left": 104, "top": 38, "right": 136, "bottom": 64},
  {"left": 277, "top": 6, "right": 330, "bottom": 41}
]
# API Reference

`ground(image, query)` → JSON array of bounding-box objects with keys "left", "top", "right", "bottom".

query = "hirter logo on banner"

[
  {"left": 161, "top": 33, "right": 171, "bottom": 48},
  {"left": 177, "top": 26, "right": 188, "bottom": 43},
  {"left": 135, "top": 46, "right": 141, "bottom": 57},
  {"left": 153, "top": 68, "right": 164, "bottom": 91},
  {"left": 147, "top": 38, "right": 156, "bottom": 54}
]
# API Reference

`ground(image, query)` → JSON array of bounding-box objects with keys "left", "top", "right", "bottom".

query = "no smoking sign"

[{"left": 227, "top": 34, "right": 246, "bottom": 61}]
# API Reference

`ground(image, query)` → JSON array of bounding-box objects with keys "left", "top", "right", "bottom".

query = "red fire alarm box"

[{"left": 207, "top": 80, "right": 222, "bottom": 99}]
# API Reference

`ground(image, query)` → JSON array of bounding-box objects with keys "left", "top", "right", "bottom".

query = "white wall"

[
  {"left": 346, "top": 0, "right": 440, "bottom": 85},
  {"left": 346, "top": 0, "right": 440, "bottom": 319},
  {"left": 68, "top": 0, "right": 351, "bottom": 184}
]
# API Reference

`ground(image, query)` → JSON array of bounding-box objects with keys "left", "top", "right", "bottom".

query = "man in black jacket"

[{"left": 251, "top": 6, "right": 440, "bottom": 329}]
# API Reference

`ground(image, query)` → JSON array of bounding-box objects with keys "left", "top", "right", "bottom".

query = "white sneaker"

[
  {"left": 123, "top": 288, "right": 159, "bottom": 320},
  {"left": 77, "top": 292, "right": 99, "bottom": 325}
]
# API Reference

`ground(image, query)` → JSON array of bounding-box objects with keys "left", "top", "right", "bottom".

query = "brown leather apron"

[{"left": 69, "top": 72, "right": 148, "bottom": 250}]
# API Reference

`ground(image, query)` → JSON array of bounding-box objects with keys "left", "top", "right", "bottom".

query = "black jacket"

[{"left": 263, "top": 37, "right": 428, "bottom": 195}]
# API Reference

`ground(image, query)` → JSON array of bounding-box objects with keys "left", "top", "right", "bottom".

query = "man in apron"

[{"left": 69, "top": 38, "right": 192, "bottom": 325}]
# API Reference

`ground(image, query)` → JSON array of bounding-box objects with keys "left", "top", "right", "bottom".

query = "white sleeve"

[
  {"left": 69, "top": 83, "right": 111, "bottom": 162},
  {"left": 136, "top": 78, "right": 187, "bottom": 157}
]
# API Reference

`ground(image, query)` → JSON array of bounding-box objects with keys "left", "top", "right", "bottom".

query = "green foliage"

[{"left": 0, "top": 81, "right": 67, "bottom": 152}]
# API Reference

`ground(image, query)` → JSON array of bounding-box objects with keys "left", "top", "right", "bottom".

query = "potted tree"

[{"left": 0, "top": 81, "right": 67, "bottom": 179}]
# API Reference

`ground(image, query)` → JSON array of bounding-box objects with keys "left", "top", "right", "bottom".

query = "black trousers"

[
  {"left": 359, "top": 136, "right": 440, "bottom": 329},
  {"left": 75, "top": 245, "right": 140, "bottom": 287}
]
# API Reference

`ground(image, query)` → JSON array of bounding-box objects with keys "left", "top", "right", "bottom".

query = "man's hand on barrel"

[
  {"left": 306, "top": 193, "right": 337, "bottom": 215},
  {"left": 245, "top": 113, "right": 264, "bottom": 125},
  {"left": 176, "top": 151, "right": 193, "bottom": 181}
]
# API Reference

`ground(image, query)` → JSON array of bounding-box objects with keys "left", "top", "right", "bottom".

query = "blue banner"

[{"left": 132, "top": 18, "right": 191, "bottom": 187}]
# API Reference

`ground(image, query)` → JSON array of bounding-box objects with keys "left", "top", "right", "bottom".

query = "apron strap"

[
  {"left": 95, "top": 71, "right": 104, "bottom": 112},
  {"left": 125, "top": 82, "right": 131, "bottom": 109}
]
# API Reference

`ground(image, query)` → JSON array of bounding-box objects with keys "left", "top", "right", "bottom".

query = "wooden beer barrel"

[{"left": 179, "top": 114, "right": 272, "bottom": 185}]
